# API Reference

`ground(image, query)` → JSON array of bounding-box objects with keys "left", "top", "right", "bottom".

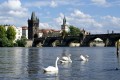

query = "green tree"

[
  {"left": 0, "top": 37, "right": 9, "bottom": 47},
  {"left": 7, "top": 40, "right": 14, "bottom": 47},
  {"left": 0, "top": 25, "right": 6, "bottom": 38},
  {"left": 16, "top": 36, "right": 27, "bottom": 47},
  {"left": 68, "top": 25, "right": 81, "bottom": 36},
  {"left": 6, "top": 26, "right": 16, "bottom": 41},
  {"left": 0, "top": 26, "right": 8, "bottom": 47}
]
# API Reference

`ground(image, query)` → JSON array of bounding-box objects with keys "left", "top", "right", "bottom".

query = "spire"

[
  {"left": 63, "top": 16, "right": 66, "bottom": 25},
  {"left": 31, "top": 12, "right": 36, "bottom": 20}
]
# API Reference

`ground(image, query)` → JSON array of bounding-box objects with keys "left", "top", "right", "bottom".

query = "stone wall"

[
  {"left": 69, "top": 43, "right": 80, "bottom": 47},
  {"left": 25, "top": 40, "right": 33, "bottom": 47}
]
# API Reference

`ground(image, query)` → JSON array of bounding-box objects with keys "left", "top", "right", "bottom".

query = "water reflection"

[
  {"left": 27, "top": 48, "right": 40, "bottom": 79},
  {"left": 60, "top": 62, "right": 72, "bottom": 68},
  {"left": 62, "top": 49, "right": 70, "bottom": 56},
  {"left": 12, "top": 48, "right": 28, "bottom": 78},
  {"left": 59, "top": 49, "right": 72, "bottom": 69},
  {"left": 116, "top": 56, "right": 120, "bottom": 70},
  {"left": 0, "top": 48, "right": 29, "bottom": 79},
  {"left": 45, "top": 76, "right": 59, "bottom": 80},
  {"left": 0, "top": 47, "right": 120, "bottom": 80},
  {"left": 80, "top": 61, "right": 88, "bottom": 65},
  {"left": 44, "top": 71, "right": 59, "bottom": 77}
]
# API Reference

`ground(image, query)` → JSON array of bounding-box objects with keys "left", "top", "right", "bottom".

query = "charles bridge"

[
  {"left": 27, "top": 12, "right": 120, "bottom": 47},
  {"left": 32, "top": 33, "right": 120, "bottom": 47}
]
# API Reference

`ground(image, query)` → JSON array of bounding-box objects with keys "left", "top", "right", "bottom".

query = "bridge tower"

[
  {"left": 61, "top": 16, "right": 69, "bottom": 32},
  {"left": 28, "top": 12, "right": 39, "bottom": 40}
]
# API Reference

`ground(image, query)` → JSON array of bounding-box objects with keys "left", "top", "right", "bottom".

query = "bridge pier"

[
  {"left": 104, "top": 39, "right": 116, "bottom": 47},
  {"left": 80, "top": 42, "right": 90, "bottom": 47}
]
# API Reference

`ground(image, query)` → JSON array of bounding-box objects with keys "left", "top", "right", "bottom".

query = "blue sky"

[{"left": 0, "top": 0, "right": 120, "bottom": 34}]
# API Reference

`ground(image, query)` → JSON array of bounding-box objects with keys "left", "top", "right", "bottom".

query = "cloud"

[
  {"left": 71, "top": 9, "right": 91, "bottom": 19},
  {"left": 0, "top": 0, "right": 28, "bottom": 18},
  {"left": 0, "top": 16, "right": 15, "bottom": 24},
  {"left": 102, "top": 15, "right": 120, "bottom": 27},
  {"left": 40, "top": 23, "right": 52, "bottom": 29},
  {"left": 0, "top": 0, "right": 29, "bottom": 27},
  {"left": 69, "top": 9, "right": 102, "bottom": 28},
  {"left": 8, "top": 10, "right": 28, "bottom": 18},
  {"left": 24, "top": 0, "right": 58, "bottom": 8},
  {"left": 0, "top": 16, "right": 27, "bottom": 27},
  {"left": 91, "top": 0, "right": 110, "bottom": 7},
  {"left": 67, "top": 9, "right": 120, "bottom": 33},
  {"left": 54, "top": 13, "right": 64, "bottom": 25},
  {"left": 1, "top": 0, "right": 22, "bottom": 10},
  {"left": 50, "top": 1, "right": 57, "bottom": 8},
  {"left": 24, "top": 1, "right": 49, "bottom": 8}
]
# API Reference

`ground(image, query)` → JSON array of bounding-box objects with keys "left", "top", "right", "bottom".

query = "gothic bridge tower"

[
  {"left": 28, "top": 12, "right": 39, "bottom": 40},
  {"left": 61, "top": 16, "right": 69, "bottom": 32}
]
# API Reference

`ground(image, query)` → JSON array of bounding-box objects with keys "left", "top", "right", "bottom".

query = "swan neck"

[{"left": 55, "top": 58, "right": 58, "bottom": 68}]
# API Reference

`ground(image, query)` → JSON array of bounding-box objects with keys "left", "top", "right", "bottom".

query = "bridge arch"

[
  {"left": 63, "top": 38, "right": 80, "bottom": 47},
  {"left": 43, "top": 37, "right": 61, "bottom": 47},
  {"left": 51, "top": 40, "right": 61, "bottom": 47},
  {"left": 34, "top": 33, "right": 38, "bottom": 38},
  {"left": 89, "top": 38, "right": 105, "bottom": 47}
]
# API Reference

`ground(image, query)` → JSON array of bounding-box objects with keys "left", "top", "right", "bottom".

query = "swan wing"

[
  {"left": 43, "top": 66, "right": 58, "bottom": 72},
  {"left": 61, "top": 56, "right": 69, "bottom": 61},
  {"left": 60, "top": 60, "right": 69, "bottom": 63},
  {"left": 60, "top": 56, "right": 72, "bottom": 63},
  {"left": 80, "top": 55, "right": 86, "bottom": 61}
]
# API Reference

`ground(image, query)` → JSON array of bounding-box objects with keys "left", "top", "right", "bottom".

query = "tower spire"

[
  {"left": 31, "top": 12, "right": 36, "bottom": 20},
  {"left": 63, "top": 15, "right": 66, "bottom": 25}
]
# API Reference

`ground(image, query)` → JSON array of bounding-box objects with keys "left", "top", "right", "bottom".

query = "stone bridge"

[{"left": 32, "top": 33, "right": 120, "bottom": 47}]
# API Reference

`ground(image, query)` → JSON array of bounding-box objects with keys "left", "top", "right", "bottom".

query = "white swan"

[
  {"left": 60, "top": 54, "right": 72, "bottom": 63},
  {"left": 43, "top": 57, "right": 59, "bottom": 73},
  {"left": 80, "top": 55, "right": 89, "bottom": 61}
]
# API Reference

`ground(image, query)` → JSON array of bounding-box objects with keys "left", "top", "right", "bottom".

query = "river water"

[{"left": 0, "top": 47, "right": 120, "bottom": 80}]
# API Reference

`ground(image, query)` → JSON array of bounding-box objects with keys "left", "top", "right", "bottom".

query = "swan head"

[
  {"left": 68, "top": 54, "right": 71, "bottom": 57},
  {"left": 80, "top": 55, "right": 88, "bottom": 61},
  {"left": 57, "top": 57, "right": 59, "bottom": 60},
  {"left": 85, "top": 55, "right": 89, "bottom": 58}
]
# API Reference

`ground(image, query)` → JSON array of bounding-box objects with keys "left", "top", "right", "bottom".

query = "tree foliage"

[
  {"left": 16, "top": 36, "right": 27, "bottom": 47},
  {"left": 0, "top": 25, "right": 6, "bottom": 38},
  {"left": 0, "top": 37, "right": 8, "bottom": 47},
  {"left": 68, "top": 25, "right": 81, "bottom": 36},
  {"left": 6, "top": 26, "right": 16, "bottom": 41},
  {"left": 0, "top": 25, "right": 16, "bottom": 47}
]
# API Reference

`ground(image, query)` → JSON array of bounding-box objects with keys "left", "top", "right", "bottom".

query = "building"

[
  {"left": 61, "top": 16, "right": 69, "bottom": 32},
  {"left": 28, "top": 12, "right": 39, "bottom": 40},
  {"left": 15, "top": 27, "right": 22, "bottom": 41},
  {"left": 38, "top": 30, "right": 43, "bottom": 37},
  {"left": 39, "top": 29, "right": 61, "bottom": 37},
  {"left": 22, "top": 26, "right": 28, "bottom": 39}
]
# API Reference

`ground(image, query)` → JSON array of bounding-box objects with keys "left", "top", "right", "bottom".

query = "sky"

[{"left": 0, "top": 0, "right": 120, "bottom": 34}]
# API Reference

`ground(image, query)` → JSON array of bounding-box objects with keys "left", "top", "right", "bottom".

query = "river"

[{"left": 0, "top": 47, "right": 120, "bottom": 80}]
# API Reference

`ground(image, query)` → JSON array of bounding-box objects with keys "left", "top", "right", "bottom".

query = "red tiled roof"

[{"left": 22, "top": 26, "right": 28, "bottom": 30}]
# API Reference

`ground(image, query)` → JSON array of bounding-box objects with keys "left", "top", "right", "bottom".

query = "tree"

[
  {"left": 0, "top": 26, "right": 8, "bottom": 47},
  {"left": 0, "top": 25, "right": 6, "bottom": 38},
  {"left": 68, "top": 25, "right": 81, "bottom": 36},
  {"left": 0, "top": 37, "right": 9, "bottom": 47},
  {"left": 6, "top": 26, "right": 16, "bottom": 41},
  {"left": 16, "top": 36, "right": 27, "bottom": 47}
]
